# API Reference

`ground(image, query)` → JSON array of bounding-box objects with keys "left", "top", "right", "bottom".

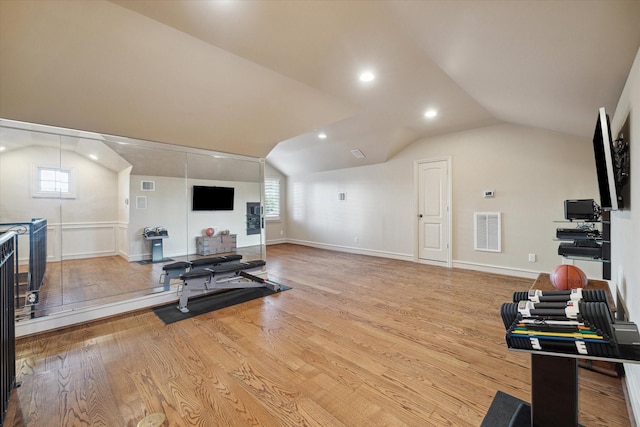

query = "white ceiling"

[{"left": 1, "top": 0, "right": 639, "bottom": 177}]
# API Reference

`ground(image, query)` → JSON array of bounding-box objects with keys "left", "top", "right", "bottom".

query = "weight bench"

[
  {"left": 177, "top": 260, "right": 281, "bottom": 313},
  {"left": 159, "top": 255, "right": 244, "bottom": 291}
]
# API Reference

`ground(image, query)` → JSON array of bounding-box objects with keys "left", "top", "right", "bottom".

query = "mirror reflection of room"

[{"left": 0, "top": 120, "right": 265, "bottom": 320}]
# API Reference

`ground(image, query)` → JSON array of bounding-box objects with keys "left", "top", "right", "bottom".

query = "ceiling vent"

[
  {"left": 351, "top": 149, "right": 365, "bottom": 159},
  {"left": 474, "top": 212, "right": 501, "bottom": 252}
]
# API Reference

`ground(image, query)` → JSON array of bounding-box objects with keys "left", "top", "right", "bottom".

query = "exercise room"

[{"left": 1, "top": 1, "right": 639, "bottom": 426}]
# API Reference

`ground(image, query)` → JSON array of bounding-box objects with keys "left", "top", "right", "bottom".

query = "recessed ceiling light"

[
  {"left": 89, "top": 154, "right": 98, "bottom": 160},
  {"left": 424, "top": 109, "right": 438, "bottom": 119},
  {"left": 0, "top": 146, "right": 5, "bottom": 152},
  {"left": 359, "top": 71, "right": 375, "bottom": 82},
  {"left": 318, "top": 132, "right": 327, "bottom": 139}
]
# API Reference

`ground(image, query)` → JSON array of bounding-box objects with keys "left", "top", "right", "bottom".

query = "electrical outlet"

[
  {"left": 354, "top": 236, "right": 359, "bottom": 243},
  {"left": 528, "top": 253, "right": 536, "bottom": 262},
  {"left": 280, "top": 230, "right": 284, "bottom": 235}
]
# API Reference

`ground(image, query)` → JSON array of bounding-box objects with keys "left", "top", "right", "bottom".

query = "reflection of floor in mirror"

[{"left": 20, "top": 245, "right": 265, "bottom": 319}]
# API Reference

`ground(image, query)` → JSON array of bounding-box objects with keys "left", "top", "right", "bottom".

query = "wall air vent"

[
  {"left": 474, "top": 212, "right": 501, "bottom": 252},
  {"left": 136, "top": 196, "right": 147, "bottom": 210},
  {"left": 141, "top": 180, "right": 155, "bottom": 191}
]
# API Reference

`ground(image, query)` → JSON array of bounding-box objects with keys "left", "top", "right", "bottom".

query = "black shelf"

[
  {"left": 555, "top": 209, "right": 611, "bottom": 279},
  {"left": 246, "top": 202, "right": 261, "bottom": 235}
]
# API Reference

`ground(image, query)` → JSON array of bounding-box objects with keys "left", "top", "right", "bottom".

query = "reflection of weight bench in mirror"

[
  {"left": 189, "top": 254, "right": 243, "bottom": 271},
  {"left": 159, "top": 255, "right": 244, "bottom": 291},
  {"left": 177, "top": 260, "right": 281, "bottom": 313},
  {"left": 159, "top": 262, "right": 191, "bottom": 291}
]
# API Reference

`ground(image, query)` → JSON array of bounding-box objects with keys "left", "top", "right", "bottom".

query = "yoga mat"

[{"left": 152, "top": 284, "right": 290, "bottom": 325}]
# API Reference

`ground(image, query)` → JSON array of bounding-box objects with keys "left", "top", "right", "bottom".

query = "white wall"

[
  {"left": 128, "top": 174, "right": 189, "bottom": 260},
  {"left": 287, "top": 161, "right": 413, "bottom": 259},
  {"left": 0, "top": 146, "right": 118, "bottom": 223},
  {"left": 287, "top": 123, "right": 602, "bottom": 277},
  {"left": 610, "top": 46, "right": 640, "bottom": 422},
  {"left": 127, "top": 175, "right": 262, "bottom": 260},
  {"left": 265, "top": 162, "right": 287, "bottom": 244},
  {"left": 117, "top": 167, "right": 131, "bottom": 257},
  {"left": 186, "top": 179, "right": 262, "bottom": 253},
  {"left": 0, "top": 145, "right": 119, "bottom": 261}
]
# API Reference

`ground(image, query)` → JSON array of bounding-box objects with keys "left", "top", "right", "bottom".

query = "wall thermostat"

[{"left": 483, "top": 190, "right": 495, "bottom": 198}]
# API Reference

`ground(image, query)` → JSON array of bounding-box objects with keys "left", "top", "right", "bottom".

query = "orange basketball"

[
  {"left": 550, "top": 265, "right": 588, "bottom": 290},
  {"left": 205, "top": 227, "right": 214, "bottom": 237}
]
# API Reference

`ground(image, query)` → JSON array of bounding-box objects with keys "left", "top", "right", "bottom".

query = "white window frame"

[
  {"left": 264, "top": 177, "right": 281, "bottom": 221},
  {"left": 31, "top": 164, "right": 77, "bottom": 199}
]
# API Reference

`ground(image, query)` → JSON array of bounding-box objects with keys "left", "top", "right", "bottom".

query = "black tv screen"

[{"left": 192, "top": 185, "right": 234, "bottom": 211}]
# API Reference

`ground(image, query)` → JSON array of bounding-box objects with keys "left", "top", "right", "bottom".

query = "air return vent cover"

[
  {"left": 141, "top": 180, "right": 155, "bottom": 191},
  {"left": 474, "top": 212, "right": 501, "bottom": 252},
  {"left": 136, "top": 196, "right": 148, "bottom": 210}
]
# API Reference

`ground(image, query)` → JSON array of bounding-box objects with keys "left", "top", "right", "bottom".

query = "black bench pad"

[
  {"left": 162, "top": 261, "right": 191, "bottom": 271},
  {"left": 180, "top": 260, "right": 265, "bottom": 280},
  {"left": 189, "top": 254, "right": 243, "bottom": 267},
  {"left": 210, "top": 260, "right": 266, "bottom": 274}
]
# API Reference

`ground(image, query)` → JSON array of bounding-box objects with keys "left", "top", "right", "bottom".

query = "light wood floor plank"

[{"left": 5, "top": 244, "right": 632, "bottom": 426}]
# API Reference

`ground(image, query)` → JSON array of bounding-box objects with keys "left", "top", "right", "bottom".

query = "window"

[
  {"left": 32, "top": 164, "right": 76, "bottom": 198},
  {"left": 264, "top": 178, "right": 280, "bottom": 220}
]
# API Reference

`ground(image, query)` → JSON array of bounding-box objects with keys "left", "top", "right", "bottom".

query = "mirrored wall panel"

[{"left": 0, "top": 119, "right": 265, "bottom": 321}]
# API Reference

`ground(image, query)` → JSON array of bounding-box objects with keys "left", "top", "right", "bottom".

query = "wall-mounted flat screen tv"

[{"left": 192, "top": 185, "right": 235, "bottom": 211}]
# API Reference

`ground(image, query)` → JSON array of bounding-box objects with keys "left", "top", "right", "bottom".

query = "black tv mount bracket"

[{"left": 612, "top": 136, "right": 629, "bottom": 189}]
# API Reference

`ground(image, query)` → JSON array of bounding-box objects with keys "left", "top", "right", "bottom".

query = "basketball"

[
  {"left": 205, "top": 227, "right": 215, "bottom": 237},
  {"left": 550, "top": 265, "right": 588, "bottom": 290}
]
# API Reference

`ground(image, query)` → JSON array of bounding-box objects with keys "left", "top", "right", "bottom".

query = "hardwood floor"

[{"left": 5, "top": 244, "right": 632, "bottom": 426}]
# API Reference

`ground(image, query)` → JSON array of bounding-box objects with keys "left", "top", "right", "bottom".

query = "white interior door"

[{"left": 417, "top": 159, "right": 450, "bottom": 264}]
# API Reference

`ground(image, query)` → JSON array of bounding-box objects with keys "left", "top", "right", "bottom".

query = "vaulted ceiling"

[{"left": 1, "top": 0, "right": 639, "bottom": 177}]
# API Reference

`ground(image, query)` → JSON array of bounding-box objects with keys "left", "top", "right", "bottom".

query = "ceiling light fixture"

[
  {"left": 318, "top": 132, "right": 327, "bottom": 139},
  {"left": 424, "top": 109, "right": 438, "bottom": 119},
  {"left": 359, "top": 71, "right": 375, "bottom": 82},
  {"left": 89, "top": 154, "right": 98, "bottom": 160},
  {"left": 0, "top": 146, "right": 5, "bottom": 152}
]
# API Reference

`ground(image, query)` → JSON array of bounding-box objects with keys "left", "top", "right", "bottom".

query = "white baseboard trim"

[
  {"left": 15, "top": 290, "right": 178, "bottom": 338},
  {"left": 283, "top": 239, "right": 541, "bottom": 278},
  {"left": 285, "top": 239, "right": 413, "bottom": 262},
  {"left": 266, "top": 238, "right": 287, "bottom": 245},
  {"left": 59, "top": 250, "right": 119, "bottom": 260},
  {"left": 452, "top": 260, "right": 541, "bottom": 279},
  {"left": 623, "top": 364, "right": 640, "bottom": 427},
  {"left": 415, "top": 258, "right": 449, "bottom": 268}
]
